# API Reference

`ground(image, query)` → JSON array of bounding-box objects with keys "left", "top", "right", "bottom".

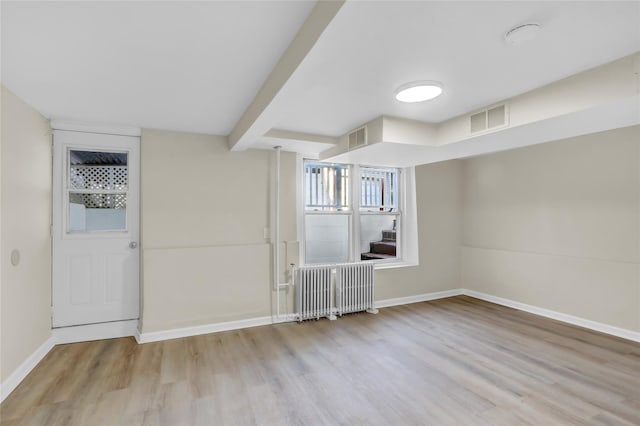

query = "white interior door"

[{"left": 52, "top": 130, "right": 139, "bottom": 328}]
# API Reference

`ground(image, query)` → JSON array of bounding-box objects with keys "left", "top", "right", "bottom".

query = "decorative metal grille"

[
  {"left": 70, "top": 165, "right": 128, "bottom": 191},
  {"left": 304, "top": 162, "right": 350, "bottom": 211},
  {"left": 69, "top": 193, "right": 126, "bottom": 209},
  {"left": 69, "top": 165, "right": 127, "bottom": 209},
  {"left": 360, "top": 167, "right": 397, "bottom": 211}
]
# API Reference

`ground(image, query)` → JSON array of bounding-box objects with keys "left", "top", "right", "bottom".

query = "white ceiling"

[
  {"left": 2, "top": 1, "right": 639, "bottom": 157},
  {"left": 271, "top": 1, "right": 640, "bottom": 136},
  {"left": 1, "top": 1, "right": 315, "bottom": 135}
]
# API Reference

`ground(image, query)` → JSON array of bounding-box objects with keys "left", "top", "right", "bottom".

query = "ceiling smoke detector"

[{"left": 505, "top": 23, "right": 541, "bottom": 45}]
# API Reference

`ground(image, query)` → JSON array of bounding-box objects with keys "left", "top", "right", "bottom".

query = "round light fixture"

[
  {"left": 395, "top": 81, "right": 443, "bottom": 103},
  {"left": 505, "top": 23, "right": 541, "bottom": 45}
]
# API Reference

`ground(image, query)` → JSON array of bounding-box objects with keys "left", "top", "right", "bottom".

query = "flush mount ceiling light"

[
  {"left": 395, "top": 81, "right": 443, "bottom": 103},
  {"left": 505, "top": 22, "right": 541, "bottom": 45}
]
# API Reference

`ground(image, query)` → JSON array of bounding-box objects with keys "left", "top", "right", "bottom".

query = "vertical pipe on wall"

[{"left": 274, "top": 146, "right": 282, "bottom": 319}]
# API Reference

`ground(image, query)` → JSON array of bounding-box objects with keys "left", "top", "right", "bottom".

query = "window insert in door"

[{"left": 67, "top": 149, "right": 129, "bottom": 232}]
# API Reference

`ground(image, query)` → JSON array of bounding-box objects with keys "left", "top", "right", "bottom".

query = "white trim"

[
  {"left": 351, "top": 163, "right": 361, "bottom": 263},
  {"left": 52, "top": 131, "right": 140, "bottom": 327},
  {"left": 0, "top": 336, "right": 56, "bottom": 403},
  {"left": 375, "top": 289, "right": 463, "bottom": 309},
  {"left": 374, "top": 260, "right": 419, "bottom": 270},
  {"left": 53, "top": 319, "right": 139, "bottom": 345},
  {"left": 401, "top": 166, "right": 419, "bottom": 266},
  {"left": 136, "top": 316, "right": 274, "bottom": 344},
  {"left": 134, "top": 327, "right": 142, "bottom": 344},
  {"left": 272, "top": 313, "right": 299, "bottom": 324},
  {"left": 295, "top": 153, "right": 305, "bottom": 266},
  {"left": 462, "top": 289, "right": 640, "bottom": 343},
  {"left": 50, "top": 120, "right": 141, "bottom": 137}
]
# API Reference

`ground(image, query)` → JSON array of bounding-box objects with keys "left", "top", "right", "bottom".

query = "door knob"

[{"left": 129, "top": 241, "right": 138, "bottom": 249}]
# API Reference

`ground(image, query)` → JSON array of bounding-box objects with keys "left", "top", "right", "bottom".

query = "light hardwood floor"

[{"left": 1, "top": 296, "right": 639, "bottom": 425}]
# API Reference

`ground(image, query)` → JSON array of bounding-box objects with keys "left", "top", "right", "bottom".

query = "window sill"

[
  {"left": 373, "top": 260, "right": 418, "bottom": 270},
  {"left": 299, "top": 260, "right": 418, "bottom": 270}
]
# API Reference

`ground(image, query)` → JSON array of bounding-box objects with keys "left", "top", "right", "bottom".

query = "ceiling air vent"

[
  {"left": 469, "top": 103, "right": 508, "bottom": 134},
  {"left": 348, "top": 126, "right": 367, "bottom": 151},
  {"left": 470, "top": 111, "right": 487, "bottom": 133}
]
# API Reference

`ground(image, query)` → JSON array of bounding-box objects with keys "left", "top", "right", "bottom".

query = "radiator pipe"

[
  {"left": 274, "top": 146, "right": 282, "bottom": 319},
  {"left": 274, "top": 146, "right": 294, "bottom": 321}
]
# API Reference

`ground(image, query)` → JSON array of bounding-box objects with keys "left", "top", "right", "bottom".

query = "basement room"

[{"left": 1, "top": 1, "right": 639, "bottom": 424}]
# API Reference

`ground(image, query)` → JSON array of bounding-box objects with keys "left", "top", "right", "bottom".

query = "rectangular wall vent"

[
  {"left": 470, "top": 111, "right": 487, "bottom": 133},
  {"left": 348, "top": 126, "right": 367, "bottom": 150},
  {"left": 488, "top": 104, "right": 506, "bottom": 128},
  {"left": 470, "top": 103, "right": 508, "bottom": 134}
]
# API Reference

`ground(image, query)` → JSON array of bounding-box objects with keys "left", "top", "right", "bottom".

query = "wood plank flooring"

[{"left": 1, "top": 296, "right": 639, "bottom": 425}]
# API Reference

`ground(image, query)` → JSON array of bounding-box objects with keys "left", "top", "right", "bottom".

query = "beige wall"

[
  {"left": 140, "top": 128, "right": 463, "bottom": 332},
  {"left": 142, "top": 125, "right": 639, "bottom": 335},
  {"left": 377, "top": 160, "right": 462, "bottom": 299},
  {"left": 461, "top": 125, "right": 640, "bottom": 331},
  {"left": 142, "top": 130, "right": 294, "bottom": 249},
  {"left": 0, "top": 86, "right": 52, "bottom": 382},
  {"left": 140, "top": 129, "right": 297, "bottom": 332}
]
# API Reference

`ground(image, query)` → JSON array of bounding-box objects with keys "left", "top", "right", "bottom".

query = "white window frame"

[
  {"left": 297, "top": 155, "right": 419, "bottom": 269},
  {"left": 353, "top": 164, "right": 400, "bottom": 265}
]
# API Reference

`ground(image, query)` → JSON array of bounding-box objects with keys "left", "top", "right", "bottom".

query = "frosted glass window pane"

[{"left": 304, "top": 215, "right": 350, "bottom": 264}]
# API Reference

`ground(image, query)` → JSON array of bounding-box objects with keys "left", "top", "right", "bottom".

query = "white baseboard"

[
  {"left": 272, "top": 314, "right": 299, "bottom": 324},
  {"left": 376, "top": 289, "right": 463, "bottom": 309},
  {"left": 462, "top": 289, "right": 640, "bottom": 343},
  {"left": 136, "top": 316, "right": 274, "bottom": 344},
  {"left": 0, "top": 335, "right": 56, "bottom": 403},
  {"left": 53, "top": 319, "right": 139, "bottom": 345}
]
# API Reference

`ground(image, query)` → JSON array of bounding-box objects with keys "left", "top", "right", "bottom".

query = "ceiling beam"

[
  {"left": 227, "top": 0, "right": 345, "bottom": 151},
  {"left": 264, "top": 129, "right": 339, "bottom": 145}
]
